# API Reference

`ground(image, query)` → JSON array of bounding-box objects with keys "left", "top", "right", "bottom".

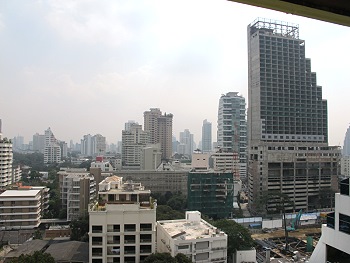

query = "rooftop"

[
  {"left": 0, "top": 189, "right": 40, "bottom": 197},
  {"left": 158, "top": 212, "right": 226, "bottom": 241}
]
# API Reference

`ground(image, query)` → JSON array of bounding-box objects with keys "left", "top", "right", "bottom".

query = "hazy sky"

[{"left": 1, "top": 0, "right": 349, "bottom": 146}]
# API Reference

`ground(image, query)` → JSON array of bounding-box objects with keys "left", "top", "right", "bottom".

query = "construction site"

[{"left": 243, "top": 209, "right": 324, "bottom": 262}]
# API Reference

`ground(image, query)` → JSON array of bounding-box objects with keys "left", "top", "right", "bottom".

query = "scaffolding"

[{"left": 250, "top": 17, "right": 299, "bottom": 39}]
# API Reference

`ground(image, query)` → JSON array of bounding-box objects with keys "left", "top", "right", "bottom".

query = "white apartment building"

[
  {"left": 157, "top": 211, "right": 227, "bottom": 263},
  {"left": 310, "top": 178, "right": 350, "bottom": 262},
  {"left": 217, "top": 92, "right": 247, "bottom": 178},
  {"left": 58, "top": 169, "right": 96, "bottom": 221},
  {"left": 0, "top": 190, "right": 43, "bottom": 229},
  {"left": 89, "top": 176, "right": 156, "bottom": 263},
  {"left": 44, "top": 128, "right": 62, "bottom": 164},
  {"left": 0, "top": 134, "right": 13, "bottom": 188}
]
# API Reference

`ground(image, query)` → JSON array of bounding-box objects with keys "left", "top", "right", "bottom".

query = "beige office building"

[{"left": 144, "top": 108, "right": 173, "bottom": 160}]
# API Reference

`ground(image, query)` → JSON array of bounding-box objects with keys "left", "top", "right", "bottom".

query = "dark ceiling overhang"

[{"left": 229, "top": 0, "right": 350, "bottom": 27}]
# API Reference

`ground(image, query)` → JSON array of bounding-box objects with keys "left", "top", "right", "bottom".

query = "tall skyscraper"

[
  {"left": 202, "top": 119, "right": 212, "bottom": 153},
  {"left": 247, "top": 18, "right": 340, "bottom": 213},
  {"left": 144, "top": 108, "right": 173, "bottom": 160},
  {"left": 217, "top": 92, "right": 247, "bottom": 179}
]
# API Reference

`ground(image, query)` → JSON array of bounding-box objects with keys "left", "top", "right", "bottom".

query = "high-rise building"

[
  {"left": 0, "top": 130, "right": 13, "bottom": 188},
  {"left": 81, "top": 134, "right": 93, "bottom": 156},
  {"left": 89, "top": 176, "right": 156, "bottom": 263},
  {"left": 44, "top": 128, "right": 61, "bottom": 164},
  {"left": 81, "top": 134, "right": 106, "bottom": 157},
  {"left": 202, "top": 119, "right": 212, "bottom": 153},
  {"left": 122, "top": 124, "right": 150, "bottom": 169},
  {"left": 58, "top": 169, "right": 96, "bottom": 221},
  {"left": 12, "top": 135, "right": 24, "bottom": 151},
  {"left": 144, "top": 108, "right": 173, "bottom": 160},
  {"left": 179, "top": 129, "right": 194, "bottom": 157},
  {"left": 247, "top": 18, "right": 340, "bottom": 213},
  {"left": 217, "top": 92, "right": 247, "bottom": 179},
  {"left": 33, "top": 133, "right": 46, "bottom": 153},
  {"left": 92, "top": 134, "right": 106, "bottom": 156},
  {"left": 125, "top": 120, "right": 139, "bottom": 132}
]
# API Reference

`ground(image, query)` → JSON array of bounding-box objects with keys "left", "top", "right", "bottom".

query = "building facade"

[
  {"left": 140, "top": 143, "right": 162, "bottom": 170},
  {"left": 0, "top": 133, "right": 13, "bottom": 188},
  {"left": 202, "top": 119, "right": 212, "bottom": 153},
  {"left": 157, "top": 211, "right": 227, "bottom": 263},
  {"left": 115, "top": 164, "right": 189, "bottom": 196},
  {"left": 89, "top": 176, "right": 156, "bottom": 263},
  {"left": 144, "top": 108, "right": 173, "bottom": 160},
  {"left": 247, "top": 18, "right": 340, "bottom": 213},
  {"left": 58, "top": 169, "right": 96, "bottom": 221},
  {"left": 211, "top": 151, "right": 240, "bottom": 178},
  {"left": 44, "top": 128, "right": 62, "bottom": 164},
  {"left": 121, "top": 124, "right": 150, "bottom": 170},
  {"left": 217, "top": 92, "right": 247, "bottom": 179},
  {"left": 187, "top": 171, "right": 235, "bottom": 219},
  {"left": 0, "top": 190, "right": 44, "bottom": 229},
  {"left": 178, "top": 129, "right": 194, "bottom": 157},
  {"left": 33, "top": 133, "right": 46, "bottom": 153}
]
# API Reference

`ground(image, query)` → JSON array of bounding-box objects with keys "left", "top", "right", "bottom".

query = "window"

[
  {"left": 178, "top": 244, "right": 189, "bottom": 250},
  {"left": 125, "top": 224, "right": 136, "bottom": 232},
  {"left": 140, "top": 223, "right": 152, "bottom": 231},
  {"left": 339, "top": 213, "right": 350, "bottom": 235},
  {"left": 92, "top": 225, "right": 103, "bottom": 233},
  {"left": 340, "top": 178, "right": 349, "bottom": 196}
]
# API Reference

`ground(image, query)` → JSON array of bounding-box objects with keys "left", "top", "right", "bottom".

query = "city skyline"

[{"left": 0, "top": 0, "right": 349, "bottom": 146}]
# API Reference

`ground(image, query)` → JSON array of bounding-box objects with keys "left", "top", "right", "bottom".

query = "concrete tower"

[
  {"left": 247, "top": 18, "right": 340, "bottom": 213},
  {"left": 144, "top": 108, "right": 173, "bottom": 160}
]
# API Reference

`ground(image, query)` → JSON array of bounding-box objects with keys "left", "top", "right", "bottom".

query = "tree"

[
  {"left": 166, "top": 194, "right": 187, "bottom": 211},
  {"left": 70, "top": 213, "right": 89, "bottom": 242},
  {"left": 11, "top": 251, "right": 55, "bottom": 263},
  {"left": 212, "top": 219, "right": 254, "bottom": 259},
  {"left": 144, "top": 253, "right": 192, "bottom": 263},
  {"left": 256, "top": 191, "right": 293, "bottom": 215},
  {"left": 174, "top": 253, "right": 193, "bottom": 263},
  {"left": 33, "top": 229, "right": 42, "bottom": 240},
  {"left": 156, "top": 205, "right": 185, "bottom": 221}
]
